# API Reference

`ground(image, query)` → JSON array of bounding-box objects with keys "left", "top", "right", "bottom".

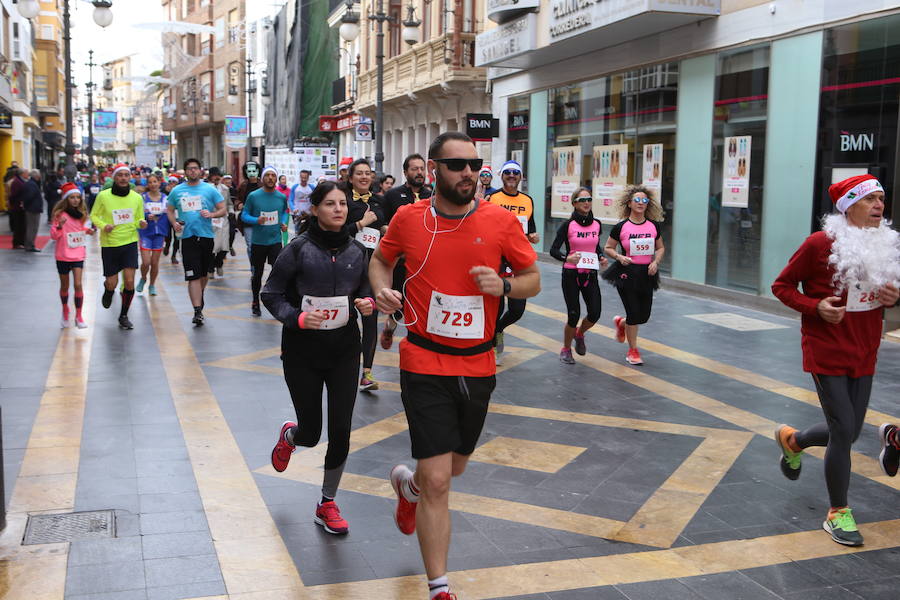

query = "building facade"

[
  {"left": 328, "top": 0, "right": 491, "bottom": 176},
  {"left": 480, "top": 0, "right": 900, "bottom": 298},
  {"left": 32, "top": 0, "right": 66, "bottom": 171},
  {"left": 160, "top": 0, "right": 247, "bottom": 175}
]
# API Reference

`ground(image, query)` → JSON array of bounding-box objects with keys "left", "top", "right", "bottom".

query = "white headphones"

[{"left": 393, "top": 200, "right": 474, "bottom": 327}]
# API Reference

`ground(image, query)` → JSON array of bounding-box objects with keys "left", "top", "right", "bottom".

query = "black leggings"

[
  {"left": 496, "top": 295, "right": 526, "bottom": 334},
  {"left": 282, "top": 350, "right": 360, "bottom": 471},
  {"left": 617, "top": 284, "right": 653, "bottom": 325},
  {"left": 562, "top": 269, "right": 601, "bottom": 328},
  {"left": 794, "top": 374, "right": 872, "bottom": 508},
  {"left": 361, "top": 313, "right": 377, "bottom": 370},
  {"left": 250, "top": 243, "right": 282, "bottom": 304}
]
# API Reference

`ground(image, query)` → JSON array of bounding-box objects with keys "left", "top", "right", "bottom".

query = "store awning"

[{"left": 477, "top": 0, "right": 721, "bottom": 69}]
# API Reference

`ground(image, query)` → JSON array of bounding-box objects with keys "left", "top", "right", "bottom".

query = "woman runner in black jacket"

[{"left": 262, "top": 180, "right": 374, "bottom": 535}]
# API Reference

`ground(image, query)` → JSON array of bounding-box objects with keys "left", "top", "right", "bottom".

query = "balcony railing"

[{"left": 355, "top": 32, "right": 485, "bottom": 110}]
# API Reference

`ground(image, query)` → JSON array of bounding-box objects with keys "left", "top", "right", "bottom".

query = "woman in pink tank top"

[{"left": 602, "top": 184, "right": 665, "bottom": 366}]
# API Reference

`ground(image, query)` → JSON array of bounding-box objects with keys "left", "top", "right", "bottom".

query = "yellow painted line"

[
  {"left": 147, "top": 285, "right": 307, "bottom": 597},
  {"left": 506, "top": 323, "right": 900, "bottom": 493},
  {"left": 0, "top": 263, "right": 98, "bottom": 598},
  {"left": 303, "top": 518, "right": 900, "bottom": 599},
  {"left": 525, "top": 303, "right": 899, "bottom": 426}
]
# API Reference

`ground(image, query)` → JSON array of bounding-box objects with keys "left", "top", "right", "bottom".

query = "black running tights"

[
  {"left": 794, "top": 373, "right": 872, "bottom": 508},
  {"left": 361, "top": 312, "right": 377, "bottom": 370},
  {"left": 562, "top": 270, "right": 601, "bottom": 328},
  {"left": 496, "top": 296, "right": 526, "bottom": 333},
  {"left": 282, "top": 351, "right": 360, "bottom": 470}
]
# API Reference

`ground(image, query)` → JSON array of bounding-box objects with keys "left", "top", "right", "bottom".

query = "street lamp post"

[
  {"left": 17, "top": 0, "right": 113, "bottom": 178},
  {"left": 339, "top": 0, "right": 418, "bottom": 178},
  {"left": 86, "top": 50, "right": 96, "bottom": 168},
  {"left": 245, "top": 59, "right": 256, "bottom": 159}
]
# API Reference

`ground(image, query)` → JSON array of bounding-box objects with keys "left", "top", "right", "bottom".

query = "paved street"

[{"left": 1, "top": 230, "right": 899, "bottom": 600}]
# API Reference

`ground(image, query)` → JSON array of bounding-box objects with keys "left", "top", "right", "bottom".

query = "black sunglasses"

[{"left": 434, "top": 158, "right": 483, "bottom": 172}]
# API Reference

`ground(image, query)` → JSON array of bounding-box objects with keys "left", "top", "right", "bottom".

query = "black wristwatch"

[{"left": 502, "top": 279, "right": 511, "bottom": 296}]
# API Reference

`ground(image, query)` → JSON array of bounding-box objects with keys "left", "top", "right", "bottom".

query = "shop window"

[
  {"left": 815, "top": 14, "right": 900, "bottom": 225},
  {"left": 706, "top": 45, "right": 769, "bottom": 293},
  {"left": 545, "top": 63, "right": 679, "bottom": 269},
  {"left": 506, "top": 95, "right": 529, "bottom": 197}
]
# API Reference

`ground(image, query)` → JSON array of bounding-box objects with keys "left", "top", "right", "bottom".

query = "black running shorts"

[
  {"left": 57, "top": 260, "right": 84, "bottom": 275},
  {"left": 101, "top": 242, "right": 138, "bottom": 277},
  {"left": 400, "top": 370, "right": 496, "bottom": 459},
  {"left": 180, "top": 236, "right": 214, "bottom": 281}
]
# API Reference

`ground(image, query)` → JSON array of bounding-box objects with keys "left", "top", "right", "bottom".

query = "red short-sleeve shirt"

[{"left": 379, "top": 199, "right": 537, "bottom": 377}]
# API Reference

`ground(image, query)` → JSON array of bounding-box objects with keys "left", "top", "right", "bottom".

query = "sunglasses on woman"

[
  {"left": 632, "top": 196, "right": 650, "bottom": 204},
  {"left": 434, "top": 158, "right": 484, "bottom": 172}
]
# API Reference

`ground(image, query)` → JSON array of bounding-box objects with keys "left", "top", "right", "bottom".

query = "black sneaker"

[
  {"left": 102, "top": 289, "right": 114, "bottom": 309},
  {"left": 192, "top": 312, "right": 204, "bottom": 327},
  {"left": 823, "top": 507, "right": 864, "bottom": 546},
  {"left": 879, "top": 423, "right": 899, "bottom": 477},
  {"left": 251, "top": 303, "right": 262, "bottom": 317},
  {"left": 118, "top": 316, "right": 134, "bottom": 330}
]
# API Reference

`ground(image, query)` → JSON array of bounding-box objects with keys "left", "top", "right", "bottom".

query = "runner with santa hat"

[{"left": 772, "top": 174, "right": 900, "bottom": 547}]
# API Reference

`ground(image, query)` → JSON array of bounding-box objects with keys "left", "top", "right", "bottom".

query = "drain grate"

[{"left": 23, "top": 510, "right": 116, "bottom": 545}]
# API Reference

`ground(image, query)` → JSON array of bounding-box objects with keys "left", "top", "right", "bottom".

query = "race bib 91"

[
  {"left": 112, "top": 208, "right": 133, "bottom": 225},
  {"left": 426, "top": 291, "right": 485, "bottom": 340},
  {"left": 629, "top": 237, "right": 654, "bottom": 256},
  {"left": 355, "top": 227, "right": 380, "bottom": 249},
  {"left": 180, "top": 197, "right": 201, "bottom": 212},
  {"left": 301, "top": 295, "right": 350, "bottom": 330},
  {"left": 576, "top": 251, "right": 600, "bottom": 270},
  {"left": 66, "top": 231, "right": 86, "bottom": 248},
  {"left": 846, "top": 282, "right": 881, "bottom": 313}
]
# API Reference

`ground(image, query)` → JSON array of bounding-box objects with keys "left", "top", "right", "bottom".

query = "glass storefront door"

[{"left": 706, "top": 46, "right": 769, "bottom": 293}]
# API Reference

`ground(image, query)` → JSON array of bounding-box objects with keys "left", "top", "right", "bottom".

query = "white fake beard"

[{"left": 822, "top": 213, "right": 900, "bottom": 293}]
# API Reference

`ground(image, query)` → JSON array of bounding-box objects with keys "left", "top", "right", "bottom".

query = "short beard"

[
  {"left": 436, "top": 175, "right": 475, "bottom": 206},
  {"left": 822, "top": 213, "right": 900, "bottom": 293},
  {"left": 408, "top": 174, "right": 425, "bottom": 188}
]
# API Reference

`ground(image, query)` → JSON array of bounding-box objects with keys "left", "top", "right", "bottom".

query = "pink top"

[
  {"left": 563, "top": 219, "right": 603, "bottom": 271},
  {"left": 610, "top": 219, "right": 660, "bottom": 266},
  {"left": 50, "top": 213, "right": 91, "bottom": 262}
]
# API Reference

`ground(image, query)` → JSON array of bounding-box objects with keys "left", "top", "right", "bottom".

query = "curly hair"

[{"left": 617, "top": 184, "right": 664, "bottom": 222}]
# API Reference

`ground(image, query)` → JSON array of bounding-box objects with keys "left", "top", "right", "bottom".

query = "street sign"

[{"left": 355, "top": 122, "right": 372, "bottom": 141}]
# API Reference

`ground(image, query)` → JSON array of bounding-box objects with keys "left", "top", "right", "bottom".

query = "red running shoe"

[
  {"left": 270, "top": 421, "right": 296, "bottom": 472},
  {"left": 613, "top": 315, "right": 626, "bottom": 343},
  {"left": 432, "top": 593, "right": 457, "bottom": 600},
  {"left": 625, "top": 348, "right": 643, "bottom": 365},
  {"left": 390, "top": 464, "right": 418, "bottom": 535},
  {"left": 314, "top": 500, "right": 349, "bottom": 534}
]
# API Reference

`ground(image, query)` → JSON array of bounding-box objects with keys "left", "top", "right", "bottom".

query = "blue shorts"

[{"left": 139, "top": 233, "right": 166, "bottom": 251}]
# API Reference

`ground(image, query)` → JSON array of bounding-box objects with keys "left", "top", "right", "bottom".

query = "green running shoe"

[
  {"left": 775, "top": 424, "right": 802, "bottom": 480},
  {"left": 823, "top": 507, "right": 863, "bottom": 546}
]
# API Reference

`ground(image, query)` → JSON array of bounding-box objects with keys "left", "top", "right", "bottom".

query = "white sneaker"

[
  {"left": 60, "top": 317, "right": 70, "bottom": 329},
  {"left": 217, "top": 267, "right": 224, "bottom": 277},
  {"left": 75, "top": 318, "right": 88, "bottom": 329}
]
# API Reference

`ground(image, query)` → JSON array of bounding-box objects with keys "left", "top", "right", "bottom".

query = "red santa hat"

[
  {"left": 60, "top": 182, "right": 81, "bottom": 201},
  {"left": 829, "top": 174, "right": 883, "bottom": 214},
  {"left": 111, "top": 163, "right": 131, "bottom": 177},
  {"left": 339, "top": 157, "right": 353, "bottom": 169}
]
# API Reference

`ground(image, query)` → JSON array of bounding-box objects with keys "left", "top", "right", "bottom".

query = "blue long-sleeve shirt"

[{"left": 241, "top": 188, "right": 289, "bottom": 246}]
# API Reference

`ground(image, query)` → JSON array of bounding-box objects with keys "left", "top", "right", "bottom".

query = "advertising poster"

[
  {"left": 266, "top": 145, "right": 339, "bottom": 185},
  {"left": 591, "top": 144, "right": 628, "bottom": 223},
  {"left": 550, "top": 145, "right": 580, "bottom": 218},
  {"left": 93, "top": 111, "right": 117, "bottom": 144},
  {"left": 722, "top": 135, "right": 751, "bottom": 208},
  {"left": 224, "top": 116, "right": 249, "bottom": 149},
  {"left": 641, "top": 143, "right": 663, "bottom": 202}
]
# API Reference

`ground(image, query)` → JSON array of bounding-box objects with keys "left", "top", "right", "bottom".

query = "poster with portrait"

[
  {"left": 592, "top": 144, "right": 628, "bottom": 223},
  {"left": 550, "top": 146, "right": 581, "bottom": 218},
  {"left": 641, "top": 143, "right": 663, "bottom": 204},
  {"left": 722, "top": 136, "right": 751, "bottom": 208}
]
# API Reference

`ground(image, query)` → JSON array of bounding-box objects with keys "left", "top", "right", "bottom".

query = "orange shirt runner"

[{"left": 378, "top": 199, "right": 537, "bottom": 377}]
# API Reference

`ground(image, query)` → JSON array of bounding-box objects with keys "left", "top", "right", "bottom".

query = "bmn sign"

[{"left": 466, "top": 113, "right": 499, "bottom": 141}]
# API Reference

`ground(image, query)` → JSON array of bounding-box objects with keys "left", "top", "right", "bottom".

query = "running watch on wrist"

[{"left": 502, "top": 279, "right": 511, "bottom": 296}]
